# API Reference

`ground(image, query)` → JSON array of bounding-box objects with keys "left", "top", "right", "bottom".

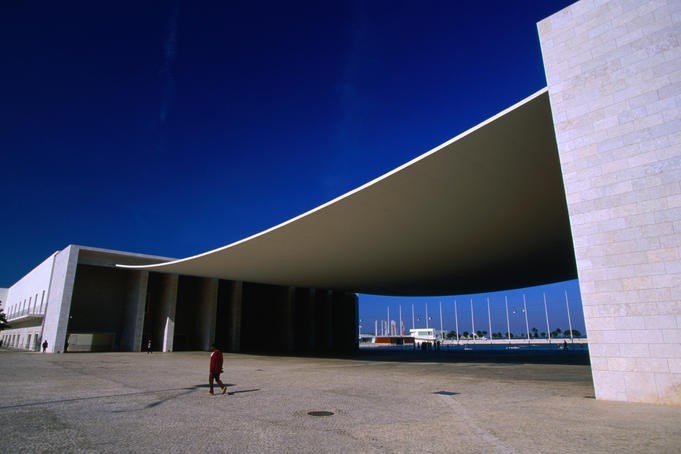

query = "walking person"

[
  {"left": 42, "top": 340, "right": 48, "bottom": 352},
  {"left": 146, "top": 338, "right": 152, "bottom": 354},
  {"left": 208, "top": 343, "right": 227, "bottom": 395}
]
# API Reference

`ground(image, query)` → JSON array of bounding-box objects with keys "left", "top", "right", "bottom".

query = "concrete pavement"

[{"left": 0, "top": 349, "right": 679, "bottom": 453}]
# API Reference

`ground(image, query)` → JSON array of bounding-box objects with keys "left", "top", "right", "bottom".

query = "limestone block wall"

[
  {"left": 2, "top": 259, "right": 52, "bottom": 344},
  {"left": 539, "top": 0, "right": 681, "bottom": 403}
]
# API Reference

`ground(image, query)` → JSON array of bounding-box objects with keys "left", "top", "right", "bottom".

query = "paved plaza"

[{"left": 1, "top": 349, "right": 680, "bottom": 453}]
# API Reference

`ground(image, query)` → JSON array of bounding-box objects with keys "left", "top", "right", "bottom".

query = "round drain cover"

[{"left": 308, "top": 411, "right": 334, "bottom": 417}]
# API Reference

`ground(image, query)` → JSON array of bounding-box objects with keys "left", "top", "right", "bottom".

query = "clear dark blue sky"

[{"left": 0, "top": 1, "right": 581, "bottom": 332}]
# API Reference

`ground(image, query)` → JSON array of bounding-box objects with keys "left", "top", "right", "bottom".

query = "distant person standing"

[
  {"left": 146, "top": 338, "right": 152, "bottom": 354},
  {"left": 208, "top": 343, "right": 227, "bottom": 395},
  {"left": 42, "top": 340, "right": 48, "bottom": 352}
]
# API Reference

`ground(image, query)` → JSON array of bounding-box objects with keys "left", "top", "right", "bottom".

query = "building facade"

[
  {"left": 2, "top": 0, "right": 679, "bottom": 405},
  {"left": 0, "top": 245, "right": 358, "bottom": 355},
  {"left": 540, "top": 0, "right": 681, "bottom": 404}
]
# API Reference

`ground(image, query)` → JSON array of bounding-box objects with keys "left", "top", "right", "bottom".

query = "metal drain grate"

[{"left": 308, "top": 410, "right": 334, "bottom": 417}]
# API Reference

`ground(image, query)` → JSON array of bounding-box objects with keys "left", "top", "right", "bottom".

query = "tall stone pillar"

[
  {"left": 539, "top": 0, "right": 681, "bottom": 404},
  {"left": 197, "top": 278, "right": 219, "bottom": 351},
  {"left": 333, "top": 292, "right": 359, "bottom": 354},
  {"left": 350, "top": 293, "right": 359, "bottom": 353},
  {"left": 42, "top": 246, "right": 79, "bottom": 353},
  {"left": 324, "top": 290, "right": 334, "bottom": 352},
  {"left": 160, "top": 274, "right": 178, "bottom": 352},
  {"left": 121, "top": 271, "right": 149, "bottom": 352},
  {"left": 227, "top": 281, "right": 243, "bottom": 353},
  {"left": 306, "top": 288, "right": 317, "bottom": 353},
  {"left": 282, "top": 286, "right": 296, "bottom": 353}
]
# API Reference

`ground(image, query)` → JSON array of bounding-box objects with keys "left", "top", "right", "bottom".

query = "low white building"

[
  {"left": 1, "top": 247, "right": 171, "bottom": 352},
  {"left": 0, "top": 287, "right": 8, "bottom": 343},
  {"left": 0, "top": 245, "right": 358, "bottom": 355},
  {"left": 409, "top": 328, "right": 437, "bottom": 347}
]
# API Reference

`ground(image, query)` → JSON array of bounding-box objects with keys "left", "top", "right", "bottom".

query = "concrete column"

[
  {"left": 121, "top": 271, "right": 149, "bottom": 352},
  {"left": 160, "top": 274, "right": 178, "bottom": 352},
  {"left": 325, "top": 290, "right": 334, "bottom": 352},
  {"left": 227, "top": 281, "right": 243, "bottom": 352},
  {"left": 196, "top": 278, "right": 219, "bottom": 351},
  {"left": 306, "top": 288, "right": 316, "bottom": 352},
  {"left": 332, "top": 291, "right": 358, "bottom": 354},
  {"left": 348, "top": 293, "right": 359, "bottom": 354},
  {"left": 539, "top": 0, "right": 681, "bottom": 404},
  {"left": 42, "top": 246, "right": 79, "bottom": 353},
  {"left": 282, "top": 286, "right": 296, "bottom": 353}
]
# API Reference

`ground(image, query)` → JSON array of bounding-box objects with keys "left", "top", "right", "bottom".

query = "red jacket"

[{"left": 210, "top": 350, "right": 223, "bottom": 374}]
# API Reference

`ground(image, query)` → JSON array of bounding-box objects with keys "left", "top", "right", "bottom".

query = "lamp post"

[
  {"left": 454, "top": 300, "right": 459, "bottom": 343},
  {"left": 487, "top": 297, "right": 492, "bottom": 344},
  {"left": 523, "top": 294, "right": 530, "bottom": 343},
  {"left": 470, "top": 299, "right": 475, "bottom": 341},
  {"left": 565, "top": 289, "right": 574, "bottom": 342},
  {"left": 505, "top": 296, "right": 511, "bottom": 344},
  {"left": 544, "top": 292, "right": 551, "bottom": 344},
  {"left": 439, "top": 301, "right": 443, "bottom": 340}
]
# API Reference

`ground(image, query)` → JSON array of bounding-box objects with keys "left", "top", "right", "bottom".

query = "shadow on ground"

[
  {"left": 239, "top": 347, "right": 591, "bottom": 365},
  {"left": 353, "top": 348, "right": 591, "bottom": 365}
]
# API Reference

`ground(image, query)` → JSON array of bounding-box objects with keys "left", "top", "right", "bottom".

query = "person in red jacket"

[{"left": 209, "top": 343, "right": 227, "bottom": 395}]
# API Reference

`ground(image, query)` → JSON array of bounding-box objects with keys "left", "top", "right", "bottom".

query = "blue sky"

[{"left": 0, "top": 1, "right": 581, "bottom": 331}]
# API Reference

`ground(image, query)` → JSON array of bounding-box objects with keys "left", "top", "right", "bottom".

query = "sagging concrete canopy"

[{"left": 122, "top": 89, "right": 576, "bottom": 296}]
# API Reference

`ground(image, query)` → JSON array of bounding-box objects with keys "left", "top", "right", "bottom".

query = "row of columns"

[
  {"left": 225, "top": 282, "right": 358, "bottom": 354},
  {"left": 118, "top": 272, "right": 358, "bottom": 354},
  {"left": 23, "top": 247, "right": 357, "bottom": 355}
]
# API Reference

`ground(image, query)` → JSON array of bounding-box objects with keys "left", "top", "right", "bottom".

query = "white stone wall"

[
  {"left": 1, "top": 252, "right": 59, "bottom": 350},
  {"left": 5, "top": 253, "right": 56, "bottom": 320},
  {"left": 0, "top": 326, "right": 42, "bottom": 351},
  {"left": 41, "top": 246, "right": 79, "bottom": 353},
  {"left": 539, "top": 0, "right": 681, "bottom": 404}
]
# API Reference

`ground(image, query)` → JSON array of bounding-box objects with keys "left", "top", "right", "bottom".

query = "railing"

[{"left": 7, "top": 308, "right": 45, "bottom": 321}]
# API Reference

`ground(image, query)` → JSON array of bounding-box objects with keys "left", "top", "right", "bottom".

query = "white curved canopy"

[{"left": 121, "top": 89, "right": 576, "bottom": 296}]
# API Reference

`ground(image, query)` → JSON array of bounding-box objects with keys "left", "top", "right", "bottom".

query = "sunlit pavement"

[{"left": 1, "top": 350, "right": 679, "bottom": 453}]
